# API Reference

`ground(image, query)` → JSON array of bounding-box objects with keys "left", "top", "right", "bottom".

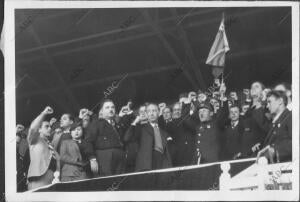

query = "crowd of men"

[{"left": 16, "top": 79, "right": 292, "bottom": 191}]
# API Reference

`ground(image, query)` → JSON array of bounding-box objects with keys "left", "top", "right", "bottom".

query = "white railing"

[{"left": 219, "top": 157, "right": 293, "bottom": 191}]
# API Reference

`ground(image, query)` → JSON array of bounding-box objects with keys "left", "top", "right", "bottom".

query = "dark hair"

[
  {"left": 63, "top": 113, "right": 75, "bottom": 122},
  {"left": 163, "top": 106, "right": 172, "bottom": 112},
  {"left": 267, "top": 90, "right": 288, "bottom": 106},
  {"left": 99, "top": 98, "right": 114, "bottom": 111},
  {"left": 179, "top": 92, "right": 188, "bottom": 99},
  {"left": 70, "top": 121, "right": 83, "bottom": 131},
  {"left": 229, "top": 104, "right": 240, "bottom": 111},
  {"left": 197, "top": 89, "right": 204, "bottom": 95}
]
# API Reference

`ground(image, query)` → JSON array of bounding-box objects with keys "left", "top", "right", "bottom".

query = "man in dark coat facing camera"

[
  {"left": 135, "top": 103, "right": 172, "bottom": 171},
  {"left": 85, "top": 99, "right": 130, "bottom": 176}
]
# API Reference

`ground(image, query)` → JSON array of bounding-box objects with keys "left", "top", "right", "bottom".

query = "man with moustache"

[
  {"left": 135, "top": 103, "right": 172, "bottom": 171},
  {"left": 85, "top": 99, "right": 128, "bottom": 176}
]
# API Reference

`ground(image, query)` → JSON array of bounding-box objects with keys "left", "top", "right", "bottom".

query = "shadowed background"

[{"left": 14, "top": 7, "right": 291, "bottom": 126}]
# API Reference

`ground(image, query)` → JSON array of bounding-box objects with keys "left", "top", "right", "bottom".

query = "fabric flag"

[{"left": 206, "top": 16, "right": 230, "bottom": 67}]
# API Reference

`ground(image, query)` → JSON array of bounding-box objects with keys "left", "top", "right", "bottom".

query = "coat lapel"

[
  {"left": 144, "top": 123, "right": 167, "bottom": 148},
  {"left": 264, "top": 109, "right": 290, "bottom": 145}
]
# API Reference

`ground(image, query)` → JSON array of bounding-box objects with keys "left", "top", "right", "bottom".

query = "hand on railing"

[
  {"left": 256, "top": 145, "right": 276, "bottom": 164},
  {"left": 52, "top": 171, "right": 60, "bottom": 184}
]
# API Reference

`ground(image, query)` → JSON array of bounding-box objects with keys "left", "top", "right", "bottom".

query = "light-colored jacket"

[{"left": 27, "top": 131, "right": 52, "bottom": 179}]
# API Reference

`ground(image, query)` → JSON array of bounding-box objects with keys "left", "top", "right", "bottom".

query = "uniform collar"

[
  {"left": 287, "top": 102, "right": 292, "bottom": 111},
  {"left": 272, "top": 108, "right": 285, "bottom": 124}
]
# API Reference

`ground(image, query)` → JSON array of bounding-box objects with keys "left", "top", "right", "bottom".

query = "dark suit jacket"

[
  {"left": 85, "top": 118, "right": 123, "bottom": 155},
  {"left": 222, "top": 120, "right": 244, "bottom": 160},
  {"left": 123, "top": 123, "right": 146, "bottom": 165},
  {"left": 135, "top": 123, "right": 172, "bottom": 171},
  {"left": 163, "top": 118, "right": 195, "bottom": 166},
  {"left": 263, "top": 109, "right": 292, "bottom": 162},
  {"left": 241, "top": 106, "right": 271, "bottom": 155}
]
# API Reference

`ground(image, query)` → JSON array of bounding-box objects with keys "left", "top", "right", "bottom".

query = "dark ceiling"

[{"left": 15, "top": 7, "right": 292, "bottom": 125}]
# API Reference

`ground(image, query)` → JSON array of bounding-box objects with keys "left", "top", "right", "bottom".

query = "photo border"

[{"left": 3, "top": 1, "right": 299, "bottom": 201}]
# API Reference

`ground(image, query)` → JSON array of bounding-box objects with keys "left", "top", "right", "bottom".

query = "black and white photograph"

[{"left": 2, "top": 1, "right": 299, "bottom": 201}]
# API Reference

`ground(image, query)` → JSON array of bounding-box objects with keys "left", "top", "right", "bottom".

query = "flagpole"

[{"left": 221, "top": 12, "right": 225, "bottom": 108}]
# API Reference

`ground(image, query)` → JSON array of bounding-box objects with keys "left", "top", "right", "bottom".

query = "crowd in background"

[{"left": 16, "top": 79, "right": 292, "bottom": 191}]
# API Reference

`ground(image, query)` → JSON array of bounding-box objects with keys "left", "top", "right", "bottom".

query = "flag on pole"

[{"left": 206, "top": 15, "right": 230, "bottom": 67}]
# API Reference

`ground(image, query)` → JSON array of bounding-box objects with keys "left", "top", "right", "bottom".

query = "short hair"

[
  {"left": 252, "top": 81, "right": 265, "bottom": 90},
  {"left": 146, "top": 103, "right": 158, "bottom": 110},
  {"left": 99, "top": 98, "right": 114, "bottom": 110},
  {"left": 139, "top": 104, "right": 146, "bottom": 110},
  {"left": 179, "top": 92, "right": 188, "bottom": 99},
  {"left": 70, "top": 121, "right": 83, "bottom": 131},
  {"left": 40, "top": 121, "right": 50, "bottom": 129},
  {"left": 163, "top": 106, "right": 172, "bottom": 112},
  {"left": 267, "top": 90, "right": 288, "bottom": 106},
  {"left": 229, "top": 104, "right": 240, "bottom": 111},
  {"left": 274, "top": 82, "right": 291, "bottom": 91},
  {"left": 62, "top": 113, "right": 75, "bottom": 122},
  {"left": 197, "top": 89, "right": 204, "bottom": 95},
  {"left": 172, "top": 102, "right": 181, "bottom": 109}
]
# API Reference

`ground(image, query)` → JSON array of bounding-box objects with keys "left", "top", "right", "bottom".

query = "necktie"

[
  {"left": 110, "top": 119, "right": 115, "bottom": 127},
  {"left": 153, "top": 124, "right": 164, "bottom": 153},
  {"left": 109, "top": 119, "right": 123, "bottom": 146},
  {"left": 46, "top": 139, "right": 56, "bottom": 159},
  {"left": 231, "top": 122, "right": 236, "bottom": 129}
]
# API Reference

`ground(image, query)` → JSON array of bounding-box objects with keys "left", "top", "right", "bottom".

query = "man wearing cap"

[{"left": 183, "top": 101, "right": 222, "bottom": 164}]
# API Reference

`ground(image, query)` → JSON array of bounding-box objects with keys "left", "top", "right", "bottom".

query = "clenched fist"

[
  {"left": 42, "top": 106, "right": 53, "bottom": 115},
  {"left": 49, "top": 118, "right": 57, "bottom": 126},
  {"left": 16, "top": 124, "right": 25, "bottom": 133}
]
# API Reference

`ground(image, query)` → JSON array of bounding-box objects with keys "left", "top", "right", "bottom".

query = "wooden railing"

[{"left": 220, "top": 157, "right": 293, "bottom": 191}]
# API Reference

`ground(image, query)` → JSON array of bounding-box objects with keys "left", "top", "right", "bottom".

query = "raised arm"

[
  {"left": 123, "top": 115, "right": 141, "bottom": 143},
  {"left": 27, "top": 106, "right": 53, "bottom": 145}
]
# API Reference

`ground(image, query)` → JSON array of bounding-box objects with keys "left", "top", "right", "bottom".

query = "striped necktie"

[{"left": 46, "top": 139, "right": 56, "bottom": 159}]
